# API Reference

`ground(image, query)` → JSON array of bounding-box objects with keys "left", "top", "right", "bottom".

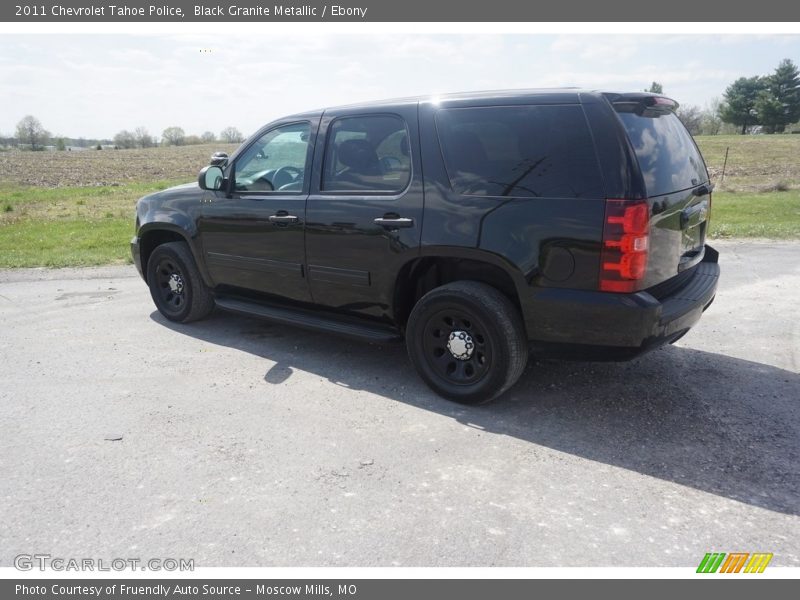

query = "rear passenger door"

[{"left": 304, "top": 105, "right": 424, "bottom": 321}]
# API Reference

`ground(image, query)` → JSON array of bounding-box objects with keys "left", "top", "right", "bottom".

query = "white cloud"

[
  {"left": 0, "top": 33, "right": 798, "bottom": 138},
  {"left": 549, "top": 36, "right": 640, "bottom": 62}
]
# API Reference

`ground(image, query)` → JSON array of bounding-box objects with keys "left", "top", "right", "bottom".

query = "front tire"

[
  {"left": 146, "top": 241, "right": 214, "bottom": 323},
  {"left": 406, "top": 281, "right": 528, "bottom": 404}
]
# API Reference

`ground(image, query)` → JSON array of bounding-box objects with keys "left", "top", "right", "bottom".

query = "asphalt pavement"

[{"left": 0, "top": 240, "right": 798, "bottom": 567}]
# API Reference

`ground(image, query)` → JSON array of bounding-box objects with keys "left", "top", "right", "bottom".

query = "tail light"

[{"left": 599, "top": 199, "right": 650, "bottom": 293}]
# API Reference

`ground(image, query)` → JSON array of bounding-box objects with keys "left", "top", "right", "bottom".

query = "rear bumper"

[
  {"left": 131, "top": 236, "right": 144, "bottom": 280},
  {"left": 526, "top": 245, "right": 720, "bottom": 360}
]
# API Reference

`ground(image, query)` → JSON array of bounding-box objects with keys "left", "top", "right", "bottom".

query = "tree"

[
  {"left": 219, "top": 126, "right": 244, "bottom": 143},
  {"left": 719, "top": 76, "right": 766, "bottom": 134},
  {"left": 755, "top": 59, "right": 800, "bottom": 133},
  {"left": 55, "top": 137, "right": 66, "bottom": 151},
  {"left": 161, "top": 126, "right": 185, "bottom": 146},
  {"left": 754, "top": 93, "right": 784, "bottom": 133},
  {"left": 113, "top": 130, "right": 137, "bottom": 149},
  {"left": 677, "top": 105, "right": 703, "bottom": 135},
  {"left": 200, "top": 131, "right": 216, "bottom": 143},
  {"left": 15, "top": 115, "right": 50, "bottom": 150},
  {"left": 134, "top": 127, "right": 154, "bottom": 148},
  {"left": 700, "top": 99, "right": 723, "bottom": 135},
  {"left": 645, "top": 82, "right": 663, "bottom": 94}
]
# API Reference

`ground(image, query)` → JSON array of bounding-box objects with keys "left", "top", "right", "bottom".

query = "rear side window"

[
  {"left": 616, "top": 110, "right": 707, "bottom": 197},
  {"left": 435, "top": 105, "right": 604, "bottom": 198},
  {"left": 322, "top": 115, "right": 411, "bottom": 193}
]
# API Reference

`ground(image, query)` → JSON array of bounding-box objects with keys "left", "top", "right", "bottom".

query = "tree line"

[
  {"left": 6, "top": 59, "right": 799, "bottom": 148},
  {"left": 115, "top": 125, "right": 245, "bottom": 149},
  {"left": 654, "top": 58, "right": 800, "bottom": 136},
  {"left": 5, "top": 117, "right": 245, "bottom": 151}
]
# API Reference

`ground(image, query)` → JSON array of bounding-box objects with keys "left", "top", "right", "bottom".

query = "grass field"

[
  {"left": 0, "top": 136, "right": 798, "bottom": 268},
  {"left": 696, "top": 135, "right": 800, "bottom": 193},
  {"left": 0, "top": 181, "right": 186, "bottom": 267},
  {"left": 696, "top": 134, "right": 800, "bottom": 240},
  {"left": 0, "top": 144, "right": 236, "bottom": 267}
]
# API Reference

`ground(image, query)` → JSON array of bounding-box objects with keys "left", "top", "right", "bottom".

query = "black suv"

[{"left": 132, "top": 89, "right": 719, "bottom": 404}]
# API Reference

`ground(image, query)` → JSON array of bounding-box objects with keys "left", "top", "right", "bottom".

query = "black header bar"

[{"left": 3, "top": 0, "right": 800, "bottom": 22}]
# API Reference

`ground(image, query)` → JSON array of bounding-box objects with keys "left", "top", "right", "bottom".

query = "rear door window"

[
  {"left": 615, "top": 110, "right": 708, "bottom": 197},
  {"left": 435, "top": 105, "right": 604, "bottom": 199},
  {"left": 322, "top": 115, "right": 411, "bottom": 193}
]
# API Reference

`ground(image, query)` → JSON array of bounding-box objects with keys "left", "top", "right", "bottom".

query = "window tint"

[
  {"left": 616, "top": 110, "right": 707, "bottom": 197},
  {"left": 234, "top": 122, "right": 310, "bottom": 193},
  {"left": 435, "top": 105, "right": 604, "bottom": 198},
  {"left": 322, "top": 115, "right": 411, "bottom": 193}
]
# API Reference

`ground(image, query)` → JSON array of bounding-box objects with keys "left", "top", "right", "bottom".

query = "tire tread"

[
  {"left": 147, "top": 241, "right": 214, "bottom": 323},
  {"left": 406, "top": 280, "right": 528, "bottom": 404}
]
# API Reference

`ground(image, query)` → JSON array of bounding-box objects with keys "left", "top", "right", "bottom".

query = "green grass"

[
  {"left": 694, "top": 134, "right": 800, "bottom": 192},
  {"left": 695, "top": 134, "right": 800, "bottom": 169},
  {"left": 708, "top": 190, "right": 800, "bottom": 239},
  {"left": 0, "top": 180, "right": 183, "bottom": 218},
  {"left": 0, "top": 180, "right": 186, "bottom": 268},
  {"left": 0, "top": 218, "right": 134, "bottom": 267},
  {"left": 1, "top": 184, "right": 798, "bottom": 269},
  {"left": 1, "top": 138, "right": 799, "bottom": 269}
]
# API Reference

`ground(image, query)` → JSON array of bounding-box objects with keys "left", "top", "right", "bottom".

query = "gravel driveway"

[{"left": 1, "top": 240, "right": 798, "bottom": 567}]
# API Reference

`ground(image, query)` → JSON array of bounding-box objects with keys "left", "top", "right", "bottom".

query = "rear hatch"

[{"left": 609, "top": 94, "right": 711, "bottom": 288}]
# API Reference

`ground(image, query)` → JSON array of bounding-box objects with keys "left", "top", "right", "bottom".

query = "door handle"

[
  {"left": 692, "top": 183, "right": 712, "bottom": 197},
  {"left": 680, "top": 201, "right": 709, "bottom": 230},
  {"left": 374, "top": 215, "right": 414, "bottom": 228},
  {"left": 269, "top": 212, "right": 299, "bottom": 224}
]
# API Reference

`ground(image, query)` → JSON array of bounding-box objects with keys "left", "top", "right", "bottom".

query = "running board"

[{"left": 214, "top": 296, "right": 402, "bottom": 343}]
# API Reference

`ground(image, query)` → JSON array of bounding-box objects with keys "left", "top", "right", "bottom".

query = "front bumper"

[{"left": 525, "top": 245, "right": 720, "bottom": 360}]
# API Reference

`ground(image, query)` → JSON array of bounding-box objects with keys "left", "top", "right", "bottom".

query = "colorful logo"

[{"left": 696, "top": 552, "right": 773, "bottom": 573}]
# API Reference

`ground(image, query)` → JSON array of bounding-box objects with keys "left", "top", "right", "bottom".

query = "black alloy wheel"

[
  {"left": 406, "top": 281, "right": 528, "bottom": 404},
  {"left": 146, "top": 241, "right": 215, "bottom": 323}
]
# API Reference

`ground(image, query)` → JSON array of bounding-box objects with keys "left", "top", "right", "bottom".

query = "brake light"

[
  {"left": 650, "top": 96, "right": 677, "bottom": 109},
  {"left": 599, "top": 199, "right": 650, "bottom": 293}
]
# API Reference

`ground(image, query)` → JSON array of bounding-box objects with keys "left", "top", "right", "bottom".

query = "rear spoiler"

[{"left": 604, "top": 92, "right": 679, "bottom": 116}]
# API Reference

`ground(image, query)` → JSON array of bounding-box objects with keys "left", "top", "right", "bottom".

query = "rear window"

[
  {"left": 435, "top": 105, "right": 604, "bottom": 199},
  {"left": 616, "top": 111, "right": 707, "bottom": 197}
]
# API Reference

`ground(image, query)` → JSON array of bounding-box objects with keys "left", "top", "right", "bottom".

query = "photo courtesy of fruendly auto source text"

[{"left": 1, "top": 0, "right": 799, "bottom": 597}]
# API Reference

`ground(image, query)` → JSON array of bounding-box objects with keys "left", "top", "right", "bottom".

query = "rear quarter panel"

[{"left": 419, "top": 95, "right": 626, "bottom": 338}]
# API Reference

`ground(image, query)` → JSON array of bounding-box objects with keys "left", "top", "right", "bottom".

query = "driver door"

[{"left": 198, "top": 120, "right": 317, "bottom": 302}]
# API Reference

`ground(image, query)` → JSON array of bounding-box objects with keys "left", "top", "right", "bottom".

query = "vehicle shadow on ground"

[{"left": 152, "top": 311, "right": 800, "bottom": 516}]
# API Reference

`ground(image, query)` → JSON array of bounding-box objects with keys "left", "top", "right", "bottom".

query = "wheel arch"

[
  {"left": 138, "top": 223, "right": 211, "bottom": 286},
  {"left": 392, "top": 247, "right": 529, "bottom": 332}
]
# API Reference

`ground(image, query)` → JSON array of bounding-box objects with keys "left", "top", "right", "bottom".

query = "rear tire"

[
  {"left": 406, "top": 281, "right": 528, "bottom": 404},
  {"left": 146, "top": 241, "right": 214, "bottom": 323}
]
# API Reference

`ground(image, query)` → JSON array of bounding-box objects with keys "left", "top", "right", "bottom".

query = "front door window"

[{"left": 234, "top": 122, "right": 311, "bottom": 193}]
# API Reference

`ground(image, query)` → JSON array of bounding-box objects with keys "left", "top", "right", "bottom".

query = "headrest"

[{"left": 337, "top": 139, "right": 380, "bottom": 172}]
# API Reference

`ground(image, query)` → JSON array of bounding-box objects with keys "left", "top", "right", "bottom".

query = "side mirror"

[
  {"left": 198, "top": 165, "right": 224, "bottom": 191},
  {"left": 209, "top": 151, "right": 228, "bottom": 166}
]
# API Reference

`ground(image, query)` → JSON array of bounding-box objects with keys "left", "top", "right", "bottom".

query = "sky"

[{"left": 1, "top": 33, "right": 798, "bottom": 140}]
